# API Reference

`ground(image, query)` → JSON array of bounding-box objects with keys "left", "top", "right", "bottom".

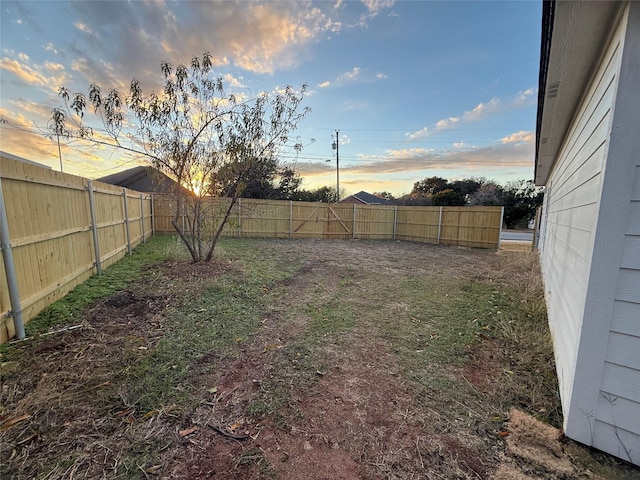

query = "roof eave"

[
  {"left": 534, "top": 0, "right": 555, "bottom": 186},
  {"left": 535, "top": 1, "right": 621, "bottom": 186}
]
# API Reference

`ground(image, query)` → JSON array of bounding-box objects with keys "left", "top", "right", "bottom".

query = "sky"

[{"left": 0, "top": 0, "right": 542, "bottom": 197}]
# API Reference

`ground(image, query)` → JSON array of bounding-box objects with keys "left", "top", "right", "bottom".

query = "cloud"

[
  {"left": 63, "top": 1, "right": 344, "bottom": 79},
  {"left": 222, "top": 73, "right": 245, "bottom": 89},
  {"left": 6, "top": 99, "right": 55, "bottom": 121},
  {"left": 0, "top": 56, "right": 69, "bottom": 90},
  {"left": 405, "top": 127, "right": 429, "bottom": 140},
  {"left": 435, "top": 117, "right": 460, "bottom": 131},
  {"left": 69, "top": 57, "right": 127, "bottom": 90},
  {"left": 0, "top": 96, "right": 148, "bottom": 178},
  {"left": 356, "top": 0, "right": 396, "bottom": 25},
  {"left": 413, "top": 88, "right": 538, "bottom": 135},
  {"left": 323, "top": 66, "right": 388, "bottom": 88},
  {"left": 299, "top": 131, "right": 534, "bottom": 178},
  {"left": 350, "top": 140, "right": 533, "bottom": 174},
  {"left": 5, "top": 0, "right": 390, "bottom": 105},
  {"left": 502, "top": 130, "right": 534, "bottom": 144},
  {"left": 293, "top": 161, "right": 335, "bottom": 176},
  {"left": 461, "top": 97, "right": 501, "bottom": 122},
  {"left": 74, "top": 22, "right": 97, "bottom": 37},
  {"left": 0, "top": 108, "right": 62, "bottom": 166},
  {"left": 362, "top": 0, "right": 396, "bottom": 16},
  {"left": 339, "top": 67, "right": 362, "bottom": 82},
  {"left": 43, "top": 43, "right": 59, "bottom": 54}
]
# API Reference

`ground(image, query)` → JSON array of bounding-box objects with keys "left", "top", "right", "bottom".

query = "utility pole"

[{"left": 332, "top": 129, "right": 340, "bottom": 202}]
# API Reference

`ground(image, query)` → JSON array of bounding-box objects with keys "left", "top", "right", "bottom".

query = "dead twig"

[
  {"left": 416, "top": 436, "right": 424, "bottom": 469},
  {"left": 207, "top": 423, "right": 250, "bottom": 440}
]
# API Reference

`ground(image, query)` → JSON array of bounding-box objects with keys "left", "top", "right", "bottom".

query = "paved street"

[{"left": 500, "top": 230, "right": 534, "bottom": 242}]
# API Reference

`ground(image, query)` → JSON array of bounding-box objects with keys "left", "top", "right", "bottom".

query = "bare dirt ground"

[
  {"left": 161, "top": 243, "right": 565, "bottom": 480},
  {"left": 1, "top": 239, "right": 638, "bottom": 479}
]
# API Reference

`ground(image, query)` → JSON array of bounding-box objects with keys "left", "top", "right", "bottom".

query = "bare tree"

[{"left": 51, "top": 53, "right": 310, "bottom": 262}]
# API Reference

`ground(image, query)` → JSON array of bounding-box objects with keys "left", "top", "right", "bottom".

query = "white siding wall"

[
  {"left": 591, "top": 142, "right": 640, "bottom": 465},
  {"left": 541, "top": 4, "right": 640, "bottom": 465},
  {"left": 539, "top": 11, "right": 623, "bottom": 415}
]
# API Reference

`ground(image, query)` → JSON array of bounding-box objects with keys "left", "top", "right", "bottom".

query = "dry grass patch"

[{"left": 2, "top": 237, "right": 638, "bottom": 479}]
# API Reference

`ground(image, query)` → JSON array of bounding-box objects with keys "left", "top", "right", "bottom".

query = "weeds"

[{"left": 2, "top": 238, "right": 637, "bottom": 479}]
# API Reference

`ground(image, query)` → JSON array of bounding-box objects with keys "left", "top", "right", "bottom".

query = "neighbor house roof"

[
  {"left": 340, "top": 191, "right": 393, "bottom": 205},
  {"left": 97, "top": 166, "right": 185, "bottom": 194},
  {"left": 535, "top": 1, "right": 621, "bottom": 184}
]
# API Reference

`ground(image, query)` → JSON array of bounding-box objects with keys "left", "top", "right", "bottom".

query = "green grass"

[
  {"left": 20, "top": 235, "right": 177, "bottom": 338},
  {"left": 123, "top": 277, "right": 272, "bottom": 412},
  {"left": 4, "top": 237, "right": 635, "bottom": 479},
  {"left": 113, "top": 238, "right": 313, "bottom": 414},
  {"left": 2, "top": 236, "right": 306, "bottom": 479},
  {"left": 371, "top": 274, "right": 560, "bottom": 429}
]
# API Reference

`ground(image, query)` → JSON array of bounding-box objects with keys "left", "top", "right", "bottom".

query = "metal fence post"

[
  {"left": 352, "top": 204, "right": 357, "bottom": 239},
  {"left": 86, "top": 180, "right": 102, "bottom": 275},
  {"left": 498, "top": 206, "right": 505, "bottom": 249},
  {"left": 0, "top": 178, "right": 25, "bottom": 339},
  {"left": 393, "top": 205, "right": 398, "bottom": 240},
  {"left": 140, "top": 194, "right": 145, "bottom": 242},
  {"left": 238, "top": 198, "right": 242, "bottom": 237},
  {"left": 122, "top": 188, "right": 131, "bottom": 254},
  {"left": 151, "top": 195, "right": 155, "bottom": 234},
  {"left": 437, "top": 206, "right": 443, "bottom": 245}
]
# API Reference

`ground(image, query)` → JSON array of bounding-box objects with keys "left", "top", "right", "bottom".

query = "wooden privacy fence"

[
  {"left": 0, "top": 153, "right": 501, "bottom": 344},
  {"left": 153, "top": 196, "right": 503, "bottom": 248},
  {"left": 0, "top": 154, "right": 152, "bottom": 343}
]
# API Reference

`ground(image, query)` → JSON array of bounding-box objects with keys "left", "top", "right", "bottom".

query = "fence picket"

[
  {"left": 151, "top": 197, "right": 502, "bottom": 248},
  {"left": 0, "top": 154, "right": 153, "bottom": 343}
]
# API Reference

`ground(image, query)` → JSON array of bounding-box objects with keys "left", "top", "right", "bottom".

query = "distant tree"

[
  {"left": 293, "top": 186, "right": 338, "bottom": 203},
  {"left": 274, "top": 168, "right": 304, "bottom": 200},
  {"left": 449, "top": 178, "right": 483, "bottom": 199},
  {"left": 431, "top": 188, "right": 466, "bottom": 206},
  {"left": 216, "top": 157, "right": 302, "bottom": 200},
  {"left": 501, "top": 180, "right": 544, "bottom": 229},
  {"left": 412, "top": 176, "right": 450, "bottom": 197},
  {"left": 50, "top": 52, "right": 310, "bottom": 262},
  {"left": 373, "top": 191, "right": 395, "bottom": 202},
  {"left": 394, "top": 194, "right": 432, "bottom": 206},
  {"left": 467, "top": 182, "right": 503, "bottom": 206},
  {"left": 403, "top": 175, "right": 544, "bottom": 229}
]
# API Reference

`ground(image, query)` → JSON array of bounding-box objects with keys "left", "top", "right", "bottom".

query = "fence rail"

[
  {"left": 0, "top": 154, "right": 152, "bottom": 343},
  {"left": 153, "top": 197, "right": 503, "bottom": 248}
]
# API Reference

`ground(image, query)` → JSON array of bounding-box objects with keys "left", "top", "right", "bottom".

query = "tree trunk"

[{"left": 205, "top": 196, "right": 238, "bottom": 262}]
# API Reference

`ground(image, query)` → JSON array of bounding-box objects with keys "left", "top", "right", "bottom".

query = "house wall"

[
  {"left": 584, "top": 3, "right": 640, "bottom": 464},
  {"left": 540, "top": 4, "right": 640, "bottom": 464},
  {"left": 540, "top": 4, "right": 625, "bottom": 417}
]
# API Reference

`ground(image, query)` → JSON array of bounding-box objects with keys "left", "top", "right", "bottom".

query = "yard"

[{"left": 1, "top": 237, "right": 637, "bottom": 479}]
